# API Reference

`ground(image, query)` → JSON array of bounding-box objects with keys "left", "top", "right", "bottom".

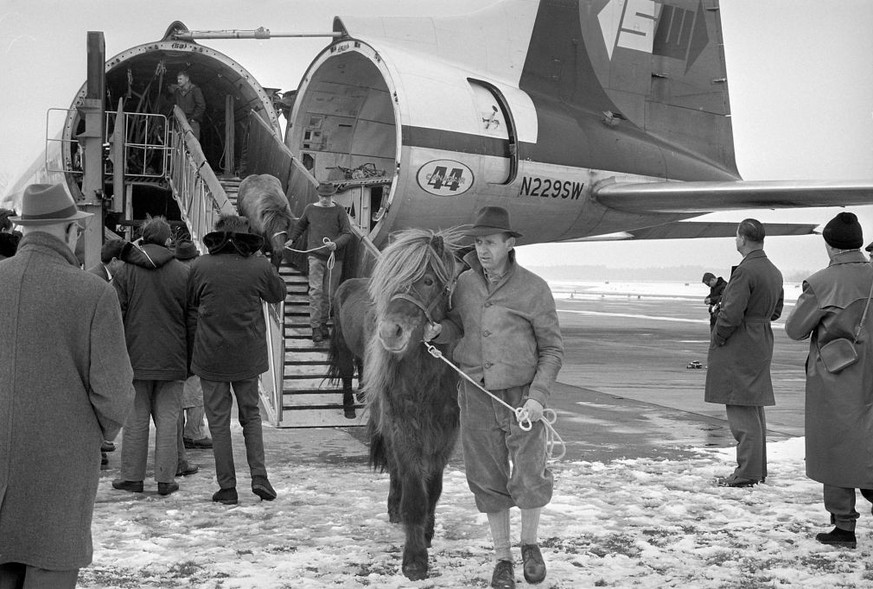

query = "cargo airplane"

[{"left": 7, "top": 0, "right": 873, "bottom": 252}]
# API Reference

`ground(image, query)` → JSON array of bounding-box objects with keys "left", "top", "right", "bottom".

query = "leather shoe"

[
  {"left": 490, "top": 559, "right": 515, "bottom": 589},
  {"left": 521, "top": 544, "right": 546, "bottom": 583},
  {"left": 190, "top": 437, "right": 213, "bottom": 449},
  {"left": 716, "top": 475, "right": 759, "bottom": 488},
  {"left": 101, "top": 440, "right": 116, "bottom": 452},
  {"left": 213, "top": 487, "right": 238, "bottom": 505},
  {"left": 112, "top": 479, "right": 144, "bottom": 493},
  {"left": 816, "top": 527, "right": 857, "bottom": 548},
  {"left": 252, "top": 475, "right": 277, "bottom": 501},
  {"left": 158, "top": 481, "right": 179, "bottom": 496},
  {"left": 176, "top": 462, "right": 199, "bottom": 477}
]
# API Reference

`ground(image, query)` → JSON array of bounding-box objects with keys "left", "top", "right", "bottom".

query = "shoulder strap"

[{"left": 853, "top": 277, "right": 873, "bottom": 344}]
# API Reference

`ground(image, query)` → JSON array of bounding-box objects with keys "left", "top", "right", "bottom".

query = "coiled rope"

[
  {"left": 283, "top": 235, "right": 336, "bottom": 316},
  {"left": 423, "top": 341, "right": 566, "bottom": 461}
]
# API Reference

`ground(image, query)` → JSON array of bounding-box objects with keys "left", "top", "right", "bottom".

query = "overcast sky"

[{"left": 1, "top": 0, "right": 871, "bottom": 274}]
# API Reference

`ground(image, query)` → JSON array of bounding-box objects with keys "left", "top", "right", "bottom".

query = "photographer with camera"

[{"left": 702, "top": 271, "right": 727, "bottom": 330}]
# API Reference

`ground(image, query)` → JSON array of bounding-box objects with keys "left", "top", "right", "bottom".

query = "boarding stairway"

[{"left": 167, "top": 108, "right": 364, "bottom": 427}]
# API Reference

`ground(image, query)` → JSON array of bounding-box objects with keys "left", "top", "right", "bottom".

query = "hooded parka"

[
  {"left": 0, "top": 233, "right": 134, "bottom": 570},
  {"left": 113, "top": 241, "right": 194, "bottom": 379},
  {"left": 785, "top": 250, "right": 873, "bottom": 488}
]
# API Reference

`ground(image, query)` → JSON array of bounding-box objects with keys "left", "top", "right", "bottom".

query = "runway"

[{"left": 550, "top": 290, "right": 809, "bottom": 462}]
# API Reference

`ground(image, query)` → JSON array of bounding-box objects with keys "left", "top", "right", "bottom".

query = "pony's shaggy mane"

[
  {"left": 367, "top": 227, "right": 465, "bottom": 319},
  {"left": 362, "top": 227, "right": 465, "bottom": 434}
]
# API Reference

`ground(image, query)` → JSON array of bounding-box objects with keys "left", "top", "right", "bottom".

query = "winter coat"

[
  {"left": 784, "top": 250, "right": 873, "bottom": 488},
  {"left": 705, "top": 249, "right": 783, "bottom": 406},
  {"left": 188, "top": 230, "right": 287, "bottom": 381},
  {"left": 0, "top": 232, "right": 134, "bottom": 570},
  {"left": 439, "top": 250, "right": 563, "bottom": 407},
  {"left": 113, "top": 242, "right": 194, "bottom": 380},
  {"left": 173, "top": 83, "right": 205, "bottom": 122}
]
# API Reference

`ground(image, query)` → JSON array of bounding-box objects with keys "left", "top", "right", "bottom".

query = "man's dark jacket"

[
  {"left": 187, "top": 230, "right": 286, "bottom": 381},
  {"left": 113, "top": 242, "right": 194, "bottom": 381}
]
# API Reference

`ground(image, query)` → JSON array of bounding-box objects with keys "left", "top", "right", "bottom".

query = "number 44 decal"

[{"left": 417, "top": 160, "right": 474, "bottom": 196}]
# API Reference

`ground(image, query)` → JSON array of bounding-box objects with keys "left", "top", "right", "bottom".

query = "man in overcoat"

[
  {"left": 705, "top": 218, "right": 783, "bottom": 488},
  {"left": 0, "top": 183, "right": 134, "bottom": 587},
  {"left": 785, "top": 212, "right": 873, "bottom": 548},
  {"left": 188, "top": 215, "right": 286, "bottom": 505}
]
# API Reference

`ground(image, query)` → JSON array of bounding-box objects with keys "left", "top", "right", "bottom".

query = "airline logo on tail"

[{"left": 598, "top": 0, "right": 709, "bottom": 70}]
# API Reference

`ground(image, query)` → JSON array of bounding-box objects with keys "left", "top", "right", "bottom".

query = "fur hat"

[
  {"left": 823, "top": 212, "right": 863, "bottom": 250},
  {"left": 10, "top": 183, "right": 92, "bottom": 225},
  {"left": 204, "top": 214, "right": 263, "bottom": 256}
]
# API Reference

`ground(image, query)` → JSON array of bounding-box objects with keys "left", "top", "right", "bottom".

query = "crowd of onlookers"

[
  {"left": 2, "top": 186, "right": 872, "bottom": 589},
  {"left": 0, "top": 184, "right": 286, "bottom": 587}
]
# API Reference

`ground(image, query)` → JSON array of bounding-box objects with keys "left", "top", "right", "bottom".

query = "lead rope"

[
  {"left": 283, "top": 235, "right": 336, "bottom": 318},
  {"left": 423, "top": 341, "right": 566, "bottom": 461}
]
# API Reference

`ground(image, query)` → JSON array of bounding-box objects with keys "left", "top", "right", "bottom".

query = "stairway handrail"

[{"left": 166, "top": 107, "right": 283, "bottom": 426}]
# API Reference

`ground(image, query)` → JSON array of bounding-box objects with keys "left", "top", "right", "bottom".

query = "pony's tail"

[
  {"left": 325, "top": 305, "right": 355, "bottom": 392},
  {"left": 367, "top": 416, "right": 390, "bottom": 473}
]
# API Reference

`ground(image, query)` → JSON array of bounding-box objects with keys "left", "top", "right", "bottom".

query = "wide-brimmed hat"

[
  {"left": 464, "top": 206, "right": 522, "bottom": 238},
  {"left": 316, "top": 182, "right": 337, "bottom": 197},
  {"left": 173, "top": 240, "right": 200, "bottom": 260},
  {"left": 10, "top": 183, "right": 92, "bottom": 226}
]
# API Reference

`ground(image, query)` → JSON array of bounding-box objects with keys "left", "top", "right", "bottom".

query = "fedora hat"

[
  {"left": 464, "top": 206, "right": 522, "bottom": 238},
  {"left": 316, "top": 182, "right": 337, "bottom": 197},
  {"left": 173, "top": 239, "right": 200, "bottom": 260},
  {"left": 10, "top": 183, "right": 92, "bottom": 226}
]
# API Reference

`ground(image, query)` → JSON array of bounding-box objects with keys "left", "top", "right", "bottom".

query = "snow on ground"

[{"left": 81, "top": 435, "right": 873, "bottom": 588}]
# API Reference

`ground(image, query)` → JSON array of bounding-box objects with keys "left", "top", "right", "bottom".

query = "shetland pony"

[
  {"left": 327, "top": 227, "right": 464, "bottom": 580},
  {"left": 236, "top": 173, "right": 296, "bottom": 270}
]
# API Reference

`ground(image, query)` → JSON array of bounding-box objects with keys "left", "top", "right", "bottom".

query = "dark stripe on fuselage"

[{"left": 401, "top": 126, "right": 510, "bottom": 158}]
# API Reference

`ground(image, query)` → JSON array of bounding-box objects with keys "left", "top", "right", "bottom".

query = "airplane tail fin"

[{"left": 520, "top": 0, "right": 737, "bottom": 175}]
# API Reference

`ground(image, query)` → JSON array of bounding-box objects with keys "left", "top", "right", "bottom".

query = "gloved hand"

[
  {"left": 521, "top": 398, "right": 544, "bottom": 423},
  {"left": 423, "top": 322, "right": 442, "bottom": 342}
]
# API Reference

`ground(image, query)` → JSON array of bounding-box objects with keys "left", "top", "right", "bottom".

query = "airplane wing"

[
  {"left": 565, "top": 221, "right": 819, "bottom": 242},
  {"left": 594, "top": 180, "right": 873, "bottom": 214}
]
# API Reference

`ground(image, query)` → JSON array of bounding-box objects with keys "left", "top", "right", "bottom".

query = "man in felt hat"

[
  {"left": 0, "top": 184, "right": 134, "bottom": 587},
  {"left": 284, "top": 182, "right": 352, "bottom": 347},
  {"left": 705, "top": 218, "right": 783, "bottom": 488},
  {"left": 786, "top": 211, "right": 873, "bottom": 549},
  {"left": 188, "top": 215, "right": 286, "bottom": 505},
  {"left": 426, "top": 206, "right": 563, "bottom": 589}
]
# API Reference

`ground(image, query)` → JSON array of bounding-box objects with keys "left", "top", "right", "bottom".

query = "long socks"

[
  {"left": 520, "top": 507, "right": 541, "bottom": 545},
  {"left": 487, "top": 510, "right": 512, "bottom": 562}
]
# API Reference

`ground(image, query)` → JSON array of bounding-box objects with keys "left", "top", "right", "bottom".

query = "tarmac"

[{"left": 167, "top": 290, "right": 812, "bottom": 472}]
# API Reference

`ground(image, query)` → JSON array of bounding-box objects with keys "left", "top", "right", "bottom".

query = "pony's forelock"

[{"left": 367, "top": 227, "right": 464, "bottom": 317}]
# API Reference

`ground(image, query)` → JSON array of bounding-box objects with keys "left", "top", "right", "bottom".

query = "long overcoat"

[
  {"left": 784, "top": 250, "right": 873, "bottom": 488},
  {"left": 0, "top": 232, "right": 134, "bottom": 570},
  {"left": 705, "top": 249, "right": 783, "bottom": 406}
]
